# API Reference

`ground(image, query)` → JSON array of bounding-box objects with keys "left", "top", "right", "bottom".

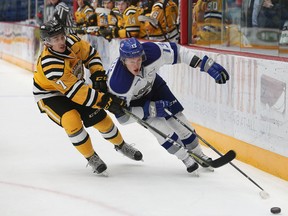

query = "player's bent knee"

[
  {"left": 93, "top": 114, "right": 114, "bottom": 132},
  {"left": 62, "top": 109, "right": 83, "bottom": 135}
]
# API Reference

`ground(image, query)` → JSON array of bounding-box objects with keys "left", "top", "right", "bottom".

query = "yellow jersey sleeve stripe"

[
  {"left": 88, "top": 56, "right": 103, "bottom": 68},
  {"left": 154, "top": 2, "right": 164, "bottom": 9},
  {"left": 83, "top": 46, "right": 100, "bottom": 65},
  {"left": 41, "top": 56, "right": 65, "bottom": 80},
  {"left": 124, "top": 8, "right": 137, "bottom": 15},
  {"left": 65, "top": 80, "right": 84, "bottom": 99},
  {"left": 83, "top": 88, "right": 97, "bottom": 107}
]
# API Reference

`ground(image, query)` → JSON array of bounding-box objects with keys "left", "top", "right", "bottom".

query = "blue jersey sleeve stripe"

[
  {"left": 142, "top": 42, "right": 161, "bottom": 66},
  {"left": 169, "top": 42, "right": 178, "bottom": 64}
]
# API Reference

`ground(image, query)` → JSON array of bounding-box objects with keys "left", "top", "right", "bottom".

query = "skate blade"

[
  {"left": 97, "top": 171, "right": 109, "bottom": 177},
  {"left": 201, "top": 167, "right": 214, "bottom": 172},
  {"left": 191, "top": 170, "right": 200, "bottom": 177},
  {"left": 119, "top": 154, "right": 143, "bottom": 162}
]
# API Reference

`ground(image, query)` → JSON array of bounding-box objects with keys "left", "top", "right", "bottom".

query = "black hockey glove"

[
  {"left": 97, "top": 92, "right": 126, "bottom": 116},
  {"left": 90, "top": 71, "right": 108, "bottom": 93},
  {"left": 87, "top": 13, "right": 97, "bottom": 26},
  {"left": 98, "top": 28, "right": 112, "bottom": 38},
  {"left": 75, "top": 28, "right": 86, "bottom": 35},
  {"left": 98, "top": 27, "right": 119, "bottom": 40}
]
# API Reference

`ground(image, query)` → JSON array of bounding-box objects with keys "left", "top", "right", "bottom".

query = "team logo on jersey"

[
  {"left": 72, "top": 60, "right": 84, "bottom": 80},
  {"left": 134, "top": 80, "right": 153, "bottom": 98},
  {"left": 88, "top": 109, "right": 101, "bottom": 118}
]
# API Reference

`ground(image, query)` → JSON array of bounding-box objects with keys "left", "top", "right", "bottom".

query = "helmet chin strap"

[{"left": 43, "top": 40, "right": 52, "bottom": 48}]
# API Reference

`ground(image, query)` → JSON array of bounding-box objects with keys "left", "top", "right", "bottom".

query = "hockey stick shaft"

[
  {"left": 122, "top": 108, "right": 210, "bottom": 164},
  {"left": 65, "top": 26, "right": 100, "bottom": 32},
  {"left": 138, "top": 15, "right": 170, "bottom": 42},
  {"left": 164, "top": 109, "right": 267, "bottom": 192},
  {"left": 123, "top": 108, "right": 234, "bottom": 168}
]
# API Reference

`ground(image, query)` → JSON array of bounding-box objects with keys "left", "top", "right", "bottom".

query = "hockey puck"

[{"left": 270, "top": 207, "right": 281, "bottom": 214}]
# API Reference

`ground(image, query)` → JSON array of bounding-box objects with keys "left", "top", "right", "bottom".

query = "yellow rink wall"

[
  {"left": 193, "top": 123, "right": 288, "bottom": 181},
  {"left": 1, "top": 53, "right": 35, "bottom": 72},
  {"left": 1, "top": 22, "right": 287, "bottom": 181}
]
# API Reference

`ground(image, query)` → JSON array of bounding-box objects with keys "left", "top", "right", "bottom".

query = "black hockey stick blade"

[
  {"left": 209, "top": 150, "right": 236, "bottom": 168},
  {"left": 190, "top": 150, "right": 236, "bottom": 168}
]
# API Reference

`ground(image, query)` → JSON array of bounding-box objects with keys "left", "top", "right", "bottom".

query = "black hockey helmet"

[{"left": 40, "top": 19, "right": 65, "bottom": 41}]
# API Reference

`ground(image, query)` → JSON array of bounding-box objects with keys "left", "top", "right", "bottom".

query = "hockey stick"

[
  {"left": 164, "top": 109, "right": 270, "bottom": 199},
  {"left": 123, "top": 108, "right": 235, "bottom": 168},
  {"left": 138, "top": 15, "right": 158, "bottom": 28},
  {"left": 95, "top": 8, "right": 111, "bottom": 15},
  {"left": 138, "top": 15, "right": 170, "bottom": 42},
  {"left": 84, "top": 26, "right": 100, "bottom": 33},
  {"left": 65, "top": 26, "right": 100, "bottom": 33}
]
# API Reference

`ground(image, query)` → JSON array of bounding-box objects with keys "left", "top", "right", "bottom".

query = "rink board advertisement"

[
  {"left": 0, "top": 22, "right": 40, "bottom": 71},
  {"left": 159, "top": 54, "right": 288, "bottom": 158},
  {"left": 158, "top": 53, "right": 288, "bottom": 180}
]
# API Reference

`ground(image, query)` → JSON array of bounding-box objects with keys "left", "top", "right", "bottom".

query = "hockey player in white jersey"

[{"left": 95, "top": 37, "right": 229, "bottom": 174}]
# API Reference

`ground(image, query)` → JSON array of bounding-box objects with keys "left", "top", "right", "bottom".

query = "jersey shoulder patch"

[
  {"left": 142, "top": 42, "right": 161, "bottom": 66},
  {"left": 109, "top": 60, "right": 134, "bottom": 94}
]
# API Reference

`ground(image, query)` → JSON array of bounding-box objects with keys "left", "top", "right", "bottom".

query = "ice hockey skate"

[
  {"left": 87, "top": 153, "right": 108, "bottom": 176},
  {"left": 182, "top": 156, "right": 199, "bottom": 176},
  {"left": 190, "top": 145, "right": 213, "bottom": 168},
  {"left": 115, "top": 142, "right": 143, "bottom": 161}
]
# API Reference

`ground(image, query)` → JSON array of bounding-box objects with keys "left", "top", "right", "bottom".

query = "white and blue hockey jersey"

[{"left": 107, "top": 41, "right": 197, "bottom": 106}]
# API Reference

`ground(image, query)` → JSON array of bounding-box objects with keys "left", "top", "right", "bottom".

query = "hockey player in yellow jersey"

[
  {"left": 192, "top": 0, "right": 246, "bottom": 46},
  {"left": 75, "top": 0, "right": 95, "bottom": 26},
  {"left": 96, "top": 0, "right": 148, "bottom": 40},
  {"left": 97, "top": 8, "right": 122, "bottom": 40},
  {"left": 117, "top": 2, "right": 147, "bottom": 39},
  {"left": 145, "top": 0, "right": 179, "bottom": 42},
  {"left": 192, "top": 0, "right": 225, "bottom": 44},
  {"left": 88, "top": 0, "right": 114, "bottom": 36},
  {"left": 33, "top": 19, "right": 143, "bottom": 175},
  {"left": 111, "top": 0, "right": 130, "bottom": 28}
]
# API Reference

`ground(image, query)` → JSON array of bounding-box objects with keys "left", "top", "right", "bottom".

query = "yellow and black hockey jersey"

[
  {"left": 118, "top": 5, "right": 147, "bottom": 38},
  {"left": 145, "top": 0, "right": 178, "bottom": 41},
  {"left": 108, "top": 9, "right": 120, "bottom": 27},
  {"left": 97, "top": 12, "right": 109, "bottom": 28},
  {"left": 33, "top": 34, "right": 104, "bottom": 109},
  {"left": 192, "top": 0, "right": 225, "bottom": 44},
  {"left": 75, "top": 4, "right": 95, "bottom": 26}
]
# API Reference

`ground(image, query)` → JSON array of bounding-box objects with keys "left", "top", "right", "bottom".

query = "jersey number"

[
  {"left": 207, "top": 2, "right": 218, "bottom": 11},
  {"left": 56, "top": 80, "right": 67, "bottom": 90},
  {"left": 128, "top": 16, "right": 136, "bottom": 25},
  {"left": 158, "top": 42, "right": 171, "bottom": 53}
]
